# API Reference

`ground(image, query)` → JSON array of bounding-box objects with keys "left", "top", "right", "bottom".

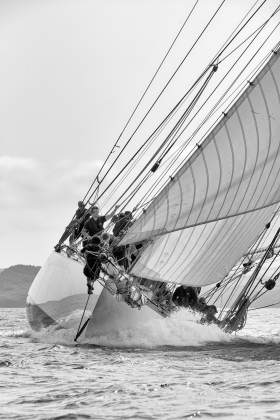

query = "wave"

[
  {"left": 0, "top": 328, "right": 32, "bottom": 338},
  {"left": 25, "top": 309, "right": 233, "bottom": 348}
]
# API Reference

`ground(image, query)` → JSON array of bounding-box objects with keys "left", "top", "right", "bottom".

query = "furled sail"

[{"left": 119, "top": 45, "right": 280, "bottom": 286}]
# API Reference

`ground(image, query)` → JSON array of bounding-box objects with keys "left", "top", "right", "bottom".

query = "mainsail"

[{"left": 119, "top": 45, "right": 280, "bottom": 287}]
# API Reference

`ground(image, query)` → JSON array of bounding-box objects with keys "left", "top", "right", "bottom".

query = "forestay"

[{"left": 120, "top": 46, "right": 280, "bottom": 286}]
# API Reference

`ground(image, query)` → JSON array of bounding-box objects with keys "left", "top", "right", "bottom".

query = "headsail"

[{"left": 119, "top": 45, "right": 280, "bottom": 286}]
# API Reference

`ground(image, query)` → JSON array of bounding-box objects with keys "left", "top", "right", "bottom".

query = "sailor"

[
  {"left": 111, "top": 212, "right": 135, "bottom": 269},
  {"left": 113, "top": 240, "right": 129, "bottom": 270},
  {"left": 82, "top": 204, "right": 120, "bottom": 244},
  {"left": 113, "top": 211, "right": 133, "bottom": 237},
  {"left": 54, "top": 200, "right": 89, "bottom": 251},
  {"left": 200, "top": 305, "right": 221, "bottom": 325},
  {"left": 101, "top": 232, "right": 113, "bottom": 250},
  {"left": 172, "top": 285, "right": 198, "bottom": 308},
  {"left": 196, "top": 296, "right": 207, "bottom": 312},
  {"left": 155, "top": 283, "right": 174, "bottom": 310},
  {"left": 80, "top": 236, "right": 102, "bottom": 294},
  {"left": 74, "top": 201, "right": 91, "bottom": 238}
]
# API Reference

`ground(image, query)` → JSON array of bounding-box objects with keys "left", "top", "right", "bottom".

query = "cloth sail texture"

[{"left": 120, "top": 47, "right": 280, "bottom": 286}]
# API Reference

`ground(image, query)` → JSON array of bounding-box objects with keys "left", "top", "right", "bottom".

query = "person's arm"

[
  {"left": 105, "top": 205, "right": 121, "bottom": 220},
  {"left": 81, "top": 222, "right": 91, "bottom": 240}
]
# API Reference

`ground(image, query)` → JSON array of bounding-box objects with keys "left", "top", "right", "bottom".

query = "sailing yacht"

[{"left": 26, "top": 2, "right": 280, "bottom": 340}]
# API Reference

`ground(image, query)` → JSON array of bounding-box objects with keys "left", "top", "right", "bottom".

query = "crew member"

[
  {"left": 54, "top": 200, "right": 89, "bottom": 251},
  {"left": 172, "top": 285, "right": 198, "bottom": 308},
  {"left": 196, "top": 297, "right": 207, "bottom": 312},
  {"left": 200, "top": 305, "right": 221, "bottom": 325},
  {"left": 82, "top": 204, "right": 120, "bottom": 244},
  {"left": 113, "top": 211, "right": 133, "bottom": 237},
  {"left": 74, "top": 201, "right": 90, "bottom": 238},
  {"left": 80, "top": 236, "right": 102, "bottom": 294}
]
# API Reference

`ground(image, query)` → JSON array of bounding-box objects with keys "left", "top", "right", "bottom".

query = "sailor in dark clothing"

[
  {"left": 74, "top": 201, "right": 90, "bottom": 238},
  {"left": 54, "top": 201, "right": 89, "bottom": 251},
  {"left": 112, "top": 213, "right": 125, "bottom": 236},
  {"left": 196, "top": 296, "right": 207, "bottom": 312},
  {"left": 82, "top": 204, "right": 120, "bottom": 245},
  {"left": 80, "top": 236, "right": 102, "bottom": 294},
  {"left": 113, "top": 246, "right": 129, "bottom": 269},
  {"left": 111, "top": 211, "right": 134, "bottom": 269},
  {"left": 113, "top": 211, "right": 133, "bottom": 237},
  {"left": 172, "top": 285, "right": 198, "bottom": 308},
  {"left": 75, "top": 201, "right": 86, "bottom": 219},
  {"left": 200, "top": 305, "right": 221, "bottom": 325}
]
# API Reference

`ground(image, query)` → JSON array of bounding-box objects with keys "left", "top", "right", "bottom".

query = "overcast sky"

[{"left": 1, "top": 0, "right": 279, "bottom": 268}]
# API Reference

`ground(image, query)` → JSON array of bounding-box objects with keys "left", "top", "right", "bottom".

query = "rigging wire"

[
  {"left": 57, "top": 2, "right": 278, "bottom": 264},
  {"left": 219, "top": 5, "right": 280, "bottom": 63},
  {"left": 98, "top": 1, "right": 271, "bottom": 212},
  {"left": 135, "top": 34, "right": 280, "bottom": 212},
  {"left": 210, "top": 0, "right": 268, "bottom": 63},
  {"left": 84, "top": 0, "right": 228, "bottom": 206},
  {"left": 160, "top": 18, "right": 280, "bottom": 176},
  {"left": 199, "top": 210, "right": 280, "bottom": 317},
  {"left": 98, "top": 14, "right": 280, "bottom": 218},
  {"left": 117, "top": 41, "right": 279, "bottom": 221},
  {"left": 65, "top": 0, "right": 271, "bottom": 232},
  {"left": 221, "top": 228, "right": 280, "bottom": 327},
  {"left": 145, "top": 32, "right": 280, "bottom": 200},
  {"left": 82, "top": 0, "right": 201, "bottom": 204},
  {"left": 249, "top": 301, "right": 280, "bottom": 310},
  {"left": 89, "top": 65, "right": 215, "bottom": 211},
  {"left": 101, "top": 67, "right": 218, "bottom": 214}
]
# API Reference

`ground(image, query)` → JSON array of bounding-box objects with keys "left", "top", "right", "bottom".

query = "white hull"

[
  {"left": 26, "top": 252, "right": 161, "bottom": 337},
  {"left": 85, "top": 285, "right": 162, "bottom": 338}
]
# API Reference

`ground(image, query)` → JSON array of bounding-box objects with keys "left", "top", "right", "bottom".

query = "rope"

[
  {"left": 74, "top": 294, "right": 91, "bottom": 342},
  {"left": 114, "top": 37, "right": 280, "bottom": 218},
  {"left": 84, "top": 0, "right": 229, "bottom": 208},
  {"left": 82, "top": 1, "right": 201, "bottom": 204},
  {"left": 99, "top": 3, "right": 276, "bottom": 213},
  {"left": 249, "top": 301, "right": 280, "bottom": 311},
  {"left": 67, "top": 6, "right": 268, "bottom": 228}
]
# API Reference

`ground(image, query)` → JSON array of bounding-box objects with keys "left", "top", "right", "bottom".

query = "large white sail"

[
  {"left": 118, "top": 46, "right": 280, "bottom": 286},
  {"left": 120, "top": 47, "right": 280, "bottom": 246},
  {"left": 130, "top": 204, "right": 278, "bottom": 286}
]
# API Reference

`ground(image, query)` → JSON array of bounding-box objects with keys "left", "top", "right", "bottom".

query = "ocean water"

[{"left": 1, "top": 308, "right": 280, "bottom": 420}]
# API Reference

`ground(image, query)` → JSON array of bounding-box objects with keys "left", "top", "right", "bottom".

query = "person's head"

[
  {"left": 90, "top": 206, "right": 99, "bottom": 218},
  {"left": 209, "top": 305, "right": 218, "bottom": 314},
  {"left": 124, "top": 211, "right": 132, "bottom": 219},
  {"left": 91, "top": 236, "right": 101, "bottom": 246},
  {"left": 101, "top": 232, "right": 110, "bottom": 242},
  {"left": 78, "top": 201, "right": 84, "bottom": 208},
  {"left": 199, "top": 297, "right": 206, "bottom": 305}
]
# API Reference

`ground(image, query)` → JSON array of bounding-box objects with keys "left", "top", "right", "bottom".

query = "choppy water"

[{"left": 1, "top": 308, "right": 280, "bottom": 420}]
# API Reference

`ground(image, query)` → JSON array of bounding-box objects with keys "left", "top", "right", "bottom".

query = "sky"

[{"left": 1, "top": 0, "right": 280, "bottom": 268}]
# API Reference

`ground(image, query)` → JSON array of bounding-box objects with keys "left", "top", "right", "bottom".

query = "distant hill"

[{"left": 0, "top": 265, "right": 41, "bottom": 307}]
